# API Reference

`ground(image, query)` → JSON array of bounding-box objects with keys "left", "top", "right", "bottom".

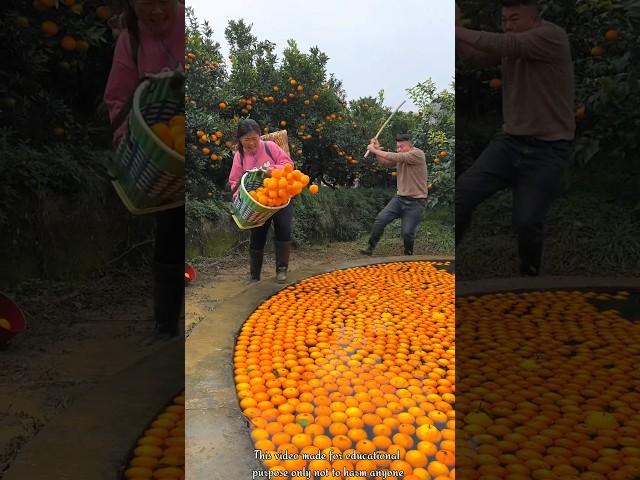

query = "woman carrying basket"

[
  {"left": 104, "top": 0, "right": 185, "bottom": 337},
  {"left": 229, "top": 119, "right": 295, "bottom": 283}
]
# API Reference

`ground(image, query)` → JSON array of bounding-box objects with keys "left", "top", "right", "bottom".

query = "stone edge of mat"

[{"left": 458, "top": 276, "right": 640, "bottom": 296}]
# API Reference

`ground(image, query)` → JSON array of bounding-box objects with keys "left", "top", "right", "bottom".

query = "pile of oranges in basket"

[
  {"left": 150, "top": 115, "right": 185, "bottom": 156},
  {"left": 234, "top": 261, "right": 455, "bottom": 480},
  {"left": 249, "top": 164, "right": 318, "bottom": 208}
]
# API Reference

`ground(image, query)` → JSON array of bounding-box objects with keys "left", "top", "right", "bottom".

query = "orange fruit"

[
  {"left": 416, "top": 424, "right": 442, "bottom": 443},
  {"left": 417, "top": 441, "right": 437, "bottom": 457},
  {"left": 332, "top": 434, "right": 352, "bottom": 451},
  {"left": 355, "top": 439, "right": 376, "bottom": 454},
  {"left": 405, "top": 450, "right": 428, "bottom": 468},
  {"left": 435, "top": 450, "right": 454, "bottom": 466},
  {"left": 489, "top": 78, "right": 502, "bottom": 89},
  {"left": 60, "top": 36, "right": 77, "bottom": 51},
  {"left": 348, "top": 428, "right": 368, "bottom": 442},
  {"left": 255, "top": 439, "right": 275, "bottom": 451},
  {"left": 373, "top": 424, "right": 392, "bottom": 437},
  {"left": 283, "top": 387, "right": 299, "bottom": 399},
  {"left": 284, "top": 423, "right": 303, "bottom": 436},
  {"left": 96, "top": 5, "right": 112, "bottom": 21},
  {"left": 605, "top": 29, "right": 619, "bottom": 42},
  {"left": 291, "top": 433, "right": 313, "bottom": 449},
  {"left": 251, "top": 428, "right": 269, "bottom": 441},
  {"left": 371, "top": 434, "right": 392, "bottom": 451},
  {"left": 427, "top": 461, "right": 449, "bottom": 477},
  {"left": 355, "top": 460, "right": 378, "bottom": 473},
  {"left": 329, "top": 423, "right": 349, "bottom": 436},
  {"left": 392, "top": 433, "right": 414, "bottom": 449},
  {"left": 389, "top": 460, "right": 413, "bottom": 475},
  {"left": 41, "top": 20, "right": 59, "bottom": 36},
  {"left": 282, "top": 457, "right": 305, "bottom": 471},
  {"left": 308, "top": 459, "right": 331, "bottom": 472},
  {"left": 313, "top": 435, "right": 332, "bottom": 450}
]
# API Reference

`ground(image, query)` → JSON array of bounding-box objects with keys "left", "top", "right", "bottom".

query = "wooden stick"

[{"left": 364, "top": 100, "right": 406, "bottom": 158}]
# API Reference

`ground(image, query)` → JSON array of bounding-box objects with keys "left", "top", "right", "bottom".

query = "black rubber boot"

[
  {"left": 152, "top": 262, "right": 184, "bottom": 337},
  {"left": 518, "top": 237, "right": 543, "bottom": 276},
  {"left": 404, "top": 239, "right": 414, "bottom": 256},
  {"left": 275, "top": 240, "right": 291, "bottom": 283},
  {"left": 360, "top": 234, "right": 380, "bottom": 256},
  {"left": 250, "top": 249, "right": 264, "bottom": 281},
  {"left": 359, "top": 244, "right": 374, "bottom": 256},
  {"left": 519, "top": 256, "right": 541, "bottom": 276}
]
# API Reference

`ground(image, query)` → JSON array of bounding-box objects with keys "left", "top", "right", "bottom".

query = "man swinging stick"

[
  {"left": 455, "top": 0, "right": 575, "bottom": 276},
  {"left": 361, "top": 134, "right": 428, "bottom": 256}
]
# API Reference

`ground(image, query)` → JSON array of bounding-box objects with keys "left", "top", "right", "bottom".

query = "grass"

[
  {"left": 189, "top": 204, "right": 455, "bottom": 276},
  {"left": 456, "top": 186, "right": 640, "bottom": 279},
  {"left": 369, "top": 205, "right": 455, "bottom": 257},
  {"left": 187, "top": 188, "right": 456, "bottom": 262}
]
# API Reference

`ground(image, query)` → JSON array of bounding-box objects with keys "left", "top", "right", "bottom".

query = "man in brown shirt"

[
  {"left": 456, "top": 0, "right": 575, "bottom": 275},
  {"left": 361, "top": 134, "right": 428, "bottom": 256}
]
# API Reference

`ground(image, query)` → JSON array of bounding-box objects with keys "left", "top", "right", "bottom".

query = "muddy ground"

[
  {"left": 184, "top": 241, "right": 427, "bottom": 336},
  {"left": 0, "top": 269, "right": 167, "bottom": 477}
]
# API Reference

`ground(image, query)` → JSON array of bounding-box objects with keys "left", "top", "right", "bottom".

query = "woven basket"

[
  {"left": 261, "top": 129, "right": 290, "bottom": 156},
  {"left": 110, "top": 71, "right": 185, "bottom": 215},
  {"left": 230, "top": 130, "right": 291, "bottom": 230}
]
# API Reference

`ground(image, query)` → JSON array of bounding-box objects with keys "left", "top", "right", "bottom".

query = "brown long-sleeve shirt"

[
  {"left": 457, "top": 21, "right": 575, "bottom": 141},
  {"left": 378, "top": 147, "right": 428, "bottom": 199}
]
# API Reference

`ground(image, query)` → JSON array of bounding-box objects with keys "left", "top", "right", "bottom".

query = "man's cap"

[{"left": 395, "top": 134, "right": 412, "bottom": 142}]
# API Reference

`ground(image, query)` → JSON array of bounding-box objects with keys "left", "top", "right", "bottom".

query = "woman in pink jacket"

[
  {"left": 103, "top": 0, "right": 184, "bottom": 338},
  {"left": 229, "top": 119, "right": 295, "bottom": 283}
]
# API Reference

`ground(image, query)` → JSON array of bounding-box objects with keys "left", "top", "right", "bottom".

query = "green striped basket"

[
  {"left": 231, "top": 167, "right": 290, "bottom": 230},
  {"left": 110, "top": 71, "right": 185, "bottom": 215}
]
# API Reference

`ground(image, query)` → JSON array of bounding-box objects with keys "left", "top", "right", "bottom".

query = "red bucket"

[
  {"left": 185, "top": 263, "right": 196, "bottom": 285},
  {"left": 0, "top": 292, "right": 27, "bottom": 345}
]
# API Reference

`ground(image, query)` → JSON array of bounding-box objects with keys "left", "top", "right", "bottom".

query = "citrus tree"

[
  {"left": 1, "top": 0, "right": 118, "bottom": 224},
  {"left": 1, "top": 0, "right": 115, "bottom": 143},
  {"left": 407, "top": 80, "right": 455, "bottom": 207},
  {"left": 569, "top": 0, "right": 639, "bottom": 169},
  {"left": 185, "top": 9, "right": 446, "bottom": 204}
]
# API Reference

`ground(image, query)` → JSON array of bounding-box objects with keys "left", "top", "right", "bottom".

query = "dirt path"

[
  {"left": 185, "top": 243, "right": 365, "bottom": 336},
  {"left": 0, "top": 270, "right": 166, "bottom": 477},
  {"left": 185, "top": 238, "right": 455, "bottom": 336}
]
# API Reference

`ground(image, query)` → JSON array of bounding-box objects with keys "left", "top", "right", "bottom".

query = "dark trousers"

[
  {"left": 369, "top": 196, "right": 427, "bottom": 250},
  {"left": 250, "top": 203, "right": 293, "bottom": 250},
  {"left": 154, "top": 206, "right": 185, "bottom": 264},
  {"left": 456, "top": 134, "right": 571, "bottom": 274},
  {"left": 152, "top": 206, "right": 184, "bottom": 334}
]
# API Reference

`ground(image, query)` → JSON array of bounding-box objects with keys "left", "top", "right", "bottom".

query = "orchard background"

[
  {"left": 185, "top": 8, "right": 455, "bottom": 258},
  {"left": 0, "top": 0, "right": 158, "bottom": 288},
  {"left": 0, "top": 1, "right": 179, "bottom": 473},
  {"left": 456, "top": 0, "right": 640, "bottom": 278}
]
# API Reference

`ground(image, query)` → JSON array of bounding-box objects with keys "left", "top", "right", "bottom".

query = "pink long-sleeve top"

[
  {"left": 104, "top": 3, "right": 185, "bottom": 144},
  {"left": 228, "top": 141, "right": 294, "bottom": 194}
]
